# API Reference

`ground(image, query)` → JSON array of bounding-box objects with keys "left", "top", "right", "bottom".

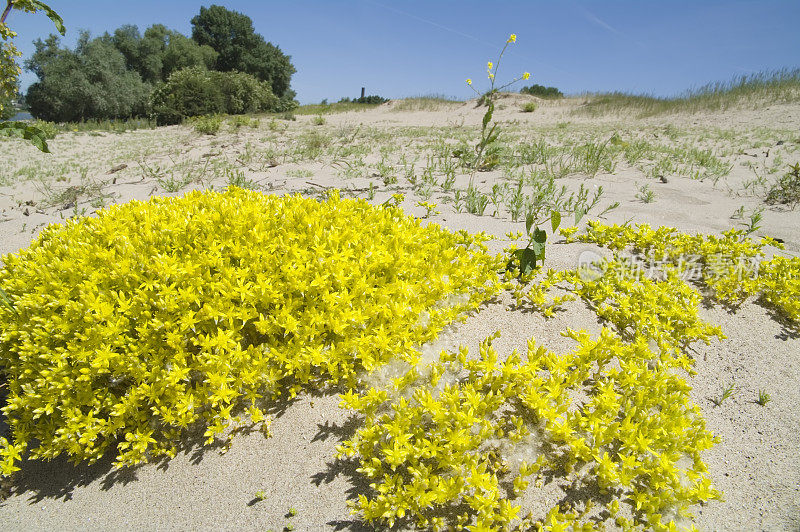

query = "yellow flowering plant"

[
  {"left": 339, "top": 221, "right": 753, "bottom": 530},
  {"left": 460, "top": 34, "right": 531, "bottom": 172},
  {"left": 568, "top": 221, "right": 800, "bottom": 326},
  {"left": 0, "top": 188, "right": 505, "bottom": 474},
  {"left": 340, "top": 328, "right": 721, "bottom": 531}
]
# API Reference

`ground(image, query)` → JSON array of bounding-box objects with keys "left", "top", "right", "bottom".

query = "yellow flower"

[
  {"left": 466, "top": 78, "right": 472, "bottom": 85},
  {"left": 522, "top": 72, "right": 531, "bottom": 80},
  {"left": 488, "top": 73, "right": 495, "bottom": 80},
  {"left": 487, "top": 61, "right": 493, "bottom": 72},
  {"left": 507, "top": 34, "right": 517, "bottom": 43}
]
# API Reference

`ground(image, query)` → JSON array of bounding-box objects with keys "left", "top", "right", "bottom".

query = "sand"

[{"left": 0, "top": 95, "right": 798, "bottom": 530}]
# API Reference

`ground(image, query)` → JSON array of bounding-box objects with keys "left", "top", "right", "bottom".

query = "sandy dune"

[{"left": 0, "top": 95, "right": 798, "bottom": 530}]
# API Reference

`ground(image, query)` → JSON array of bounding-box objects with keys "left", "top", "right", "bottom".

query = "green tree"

[
  {"left": 190, "top": 5, "right": 296, "bottom": 99},
  {"left": 25, "top": 31, "right": 150, "bottom": 122},
  {"left": 112, "top": 23, "right": 217, "bottom": 83}
]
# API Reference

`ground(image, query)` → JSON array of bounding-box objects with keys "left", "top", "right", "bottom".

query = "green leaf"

[
  {"left": 0, "top": 286, "right": 15, "bottom": 313},
  {"left": 574, "top": 208, "right": 586, "bottom": 225},
  {"left": 0, "top": 122, "right": 50, "bottom": 152},
  {"left": 517, "top": 248, "right": 538, "bottom": 275},
  {"left": 550, "top": 211, "right": 561, "bottom": 233},
  {"left": 525, "top": 213, "right": 534, "bottom": 235},
  {"left": 22, "top": 1, "right": 65, "bottom": 35},
  {"left": 478, "top": 124, "right": 497, "bottom": 150},
  {"left": 482, "top": 101, "right": 494, "bottom": 130},
  {"left": 530, "top": 228, "right": 547, "bottom": 265}
]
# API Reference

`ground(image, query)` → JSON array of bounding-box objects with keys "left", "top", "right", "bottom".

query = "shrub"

[
  {"left": 520, "top": 84, "right": 563, "bottom": 99},
  {"left": 149, "top": 67, "right": 279, "bottom": 125},
  {"left": 521, "top": 101, "right": 537, "bottom": 113},
  {"left": 0, "top": 188, "right": 503, "bottom": 473},
  {"left": 228, "top": 115, "right": 258, "bottom": 129},
  {"left": 215, "top": 70, "right": 278, "bottom": 115},
  {"left": 339, "top": 95, "right": 389, "bottom": 105},
  {"left": 149, "top": 67, "right": 223, "bottom": 125},
  {"left": 191, "top": 114, "right": 222, "bottom": 135}
]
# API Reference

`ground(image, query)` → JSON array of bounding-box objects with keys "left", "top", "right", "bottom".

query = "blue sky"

[{"left": 7, "top": 1, "right": 800, "bottom": 104}]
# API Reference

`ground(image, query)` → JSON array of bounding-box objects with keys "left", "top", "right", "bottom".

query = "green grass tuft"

[{"left": 580, "top": 68, "right": 800, "bottom": 117}]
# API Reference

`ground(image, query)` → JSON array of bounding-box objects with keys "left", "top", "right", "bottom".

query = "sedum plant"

[
  {"left": 339, "top": 221, "right": 754, "bottom": 530},
  {"left": 567, "top": 221, "right": 800, "bottom": 324},
  {"left": 0, "top": 187, "right": 504, "bottom": 473},
  {"left": 339, "top": 329, "right": 721, "bottom": 531}
]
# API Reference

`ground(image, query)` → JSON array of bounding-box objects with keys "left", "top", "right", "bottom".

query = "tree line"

[{"left": 24, "top": 4, "right": 297, "bottom": 123}]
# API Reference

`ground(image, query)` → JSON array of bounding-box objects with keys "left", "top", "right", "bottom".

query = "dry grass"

[
  {"left": 390, "top": 95, "right": 462, "bottom": 112},
  {"left": 579, "top": 68, "right": 800, "bottom": 117}
]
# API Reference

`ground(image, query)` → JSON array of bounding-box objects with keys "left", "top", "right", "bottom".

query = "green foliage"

[
  {"left": 339, "top": 95, "right": 389, "bottom": 105},
  {"left": 756, "top": 390, "right": 771, "bottom": 406},
  {"left": 765, "top": 163, "right": 800, "bottom": 207},
  {"left": 0, "top": 188, "right": 503, "bottom": 474},
  {"left": 508, "top": 210, "right": 561, "bottom": 275},
  {"left": 25, "top": 32, "right": 151, "bottom": 122},
  {"left": 521, "top": 101, "right": 537, "bottom": 112},
  {"left": 711, "top": 383, "right": 735, "bottom": 407},
  {"left": 0, "top": 0, "right": 63, "bottom": 151},
  {"left": 149, "top": 66, "right": 221, "bottom": 124},
  {"left": 228, "top": 114, "right": 258, "bottom": 129},
  {"left": 217, "top": 70, "right": 279, "bottom": 115},
  {"left": 149, "top": 67, "right": 279, "bottom": 125},
  {"left": 7, "top": 1, "right": 64, "bottom": 35},
  {"left": 111, "top": 24, "right": 217, "bottom": 84},
  {"left": 519, "top": 83, "right": 563, "bottom": 99},
  {"left": 0, "top": 120, "right": 49, "bottom": 151},
  {"left": 191, "top": 114, "right": 222, "bottom": 135},
  {"left": 190, "top": 5, "right": 296, "bottom": 100},
  {"left": 582, "top": 68, "right": 800, "bottom": 117},
  {"left": 635, "top": 183, "right": 655, "bottom": 203},
  {"left": 22, "top": 6, "right": 296, "bottom": 122}
]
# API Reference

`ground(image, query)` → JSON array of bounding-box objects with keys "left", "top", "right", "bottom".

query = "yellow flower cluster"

[
  {"left": 569, "top": 222, "right": 800, "bottom": 324},
  {"left": 0, "top": 188, "right": 504, "bottom": 474},
  {"left": 338, "top": 222, "right": 747, "bottom": 530},
  {"left": 562, "top": 258, "right": 724, "bottom": 369},
  {"left": 340, "top": 327, "right": 720, "bottom": 531}
]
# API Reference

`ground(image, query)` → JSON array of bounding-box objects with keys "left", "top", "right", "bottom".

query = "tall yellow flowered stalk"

[{"left": 463, "top": 33, "right": 532, "bottom": 173}]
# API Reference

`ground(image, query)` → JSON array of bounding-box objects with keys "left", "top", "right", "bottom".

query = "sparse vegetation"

[
  {"left": 581, "top": 69, "right": 800, "bottom": 117},
  {"left": 766, "top": 163, "right": 800, "bottom": 207},
  {"left": 0, "top": 20, "right": 798, "bottom": 530},
  {"left": 391, "top": 95, "right": 461, "bottom": 112}
]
